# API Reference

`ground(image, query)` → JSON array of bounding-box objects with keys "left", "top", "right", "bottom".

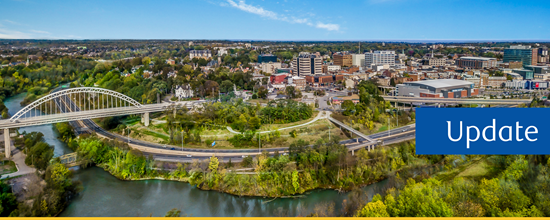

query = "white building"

[
  {"left": 351, "top": 54, "right": 365, "bottom": 67},
  {"left": 175, "top": 84, "right": 194, "bottom": 99},
  {"left": 261, "top": 62, "right": 282, "bottom": 74},
  {"left": 218, "top": 48, "right": 228, "bottom": 56},
  {"left": 189, "top": 50, "right": 212, "bottom": 60},
  {"left": 365, "top": 50, "right": 396, "bottom": 67},
  {"left": 327, "top": 65, "right": 341, "bottom": 72}
]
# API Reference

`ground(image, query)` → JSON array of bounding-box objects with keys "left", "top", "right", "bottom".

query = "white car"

[
  {"left": 242, "top": 155, "right": 247, "bottom": 158},
  {"left": 282, "top": 153, "right": 288, "bottom": 156},
  {"left": 186, "top": 155, "right": 192, "bottom": 158}
]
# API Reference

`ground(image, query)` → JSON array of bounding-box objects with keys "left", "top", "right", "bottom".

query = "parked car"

[
  {"left": 186, "top": 155, "right": 192, "bottom": 157},
  {"left": 171, "top": 147, "right": 175, "bottom": 150}
]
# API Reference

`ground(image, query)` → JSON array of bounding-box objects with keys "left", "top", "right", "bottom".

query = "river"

[
  {"left": 4, "top": 92, "right": 73, "bottom": 157},
  {"left": 60, "top": 167, "right": 388, "bottom": 217},
  {"left": 4, "top": 91, "right": 388, "bottom": 217}
]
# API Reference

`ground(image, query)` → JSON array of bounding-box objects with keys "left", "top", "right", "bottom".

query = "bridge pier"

[
  {"left": 351, "top": 149, "right": 354, "bottom": 156},
  {"left": 3, "top": 128, "right": 10, "bottom": 159},
  {"left": 143, "top": 112, "right": 150, "bottom": 127}
]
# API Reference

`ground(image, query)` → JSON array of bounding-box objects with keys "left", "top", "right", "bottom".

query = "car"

[
  {"left": 171, "top": 147, "right": 175, "bottom": 150},
  {"left": 186, "top": 155, "right": 192, "bottom": 158},
  {"left": 163, "top": 145, "right": 167, "bottom": 148},
  {"left": 282, "top": 153, "right": 288, "bottom": 156},
  {"left": 242, "top": 155, "right": 247, "bottom": 158},
  {"left": 403, "top": 129, "right": 406, "bottom": 132}
]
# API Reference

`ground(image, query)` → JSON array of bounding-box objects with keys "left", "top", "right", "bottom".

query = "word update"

[{"left": 446, "top": 119, "right": 538, "bottom": 148}]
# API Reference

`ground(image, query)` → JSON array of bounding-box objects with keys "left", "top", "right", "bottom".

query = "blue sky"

[{"left": 0, "top": 0, "right": 549, "bottom": 40}]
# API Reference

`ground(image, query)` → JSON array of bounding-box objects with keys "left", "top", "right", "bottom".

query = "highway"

[
  {"left": 39, "top": 87, "right": 417, "bottom": 162},
  {"left": 382, "top": 96, "right": 532, "bottom": 105}
]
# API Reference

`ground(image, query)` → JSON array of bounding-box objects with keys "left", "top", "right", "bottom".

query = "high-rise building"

[
  {"left": 365, "top": 51, "right": 395, "bottom": 67},
  {"left": 503, "top": 45, "right": 537, "bottom": 66},
  {"left": 333, "top": 52, "right": 353, "bottom": 67},
  {"left": 258, "top": 54, "right": 278, "bottom": 63},
  {"left": 351, "top": 54, "right": 365, "bottom": 67},
  {"left": 292, "top": 54, "right": 322, "bottom": 76}
]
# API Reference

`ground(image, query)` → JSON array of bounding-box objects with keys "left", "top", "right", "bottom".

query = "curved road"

[{"left": 55, "top": 87, "right": 415, "bottom": 162}]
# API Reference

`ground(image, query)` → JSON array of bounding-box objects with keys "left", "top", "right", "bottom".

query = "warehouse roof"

[
  {"left": 459, "top": 56, "right": 496, "bottom": 61},
  {"left": 406, "top": 79, "right": 473, "bottom": 88}
]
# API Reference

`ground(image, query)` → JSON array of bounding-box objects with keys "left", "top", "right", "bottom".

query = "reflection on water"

[
  {"left": 60, "top": 167, "right": 388, "bottom": 217},
  {"left": 3, "top": 93, "right": 72, "bottom": 157}
]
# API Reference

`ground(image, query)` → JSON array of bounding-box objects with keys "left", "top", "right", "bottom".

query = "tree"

[
  {"left": 165, "top": 208, "right": 181, "bottom": 217},
  {"left": 220, "top": 80, "right": 234, "bottom": 93},
  {"left": 258, "top": 86, "right": 268, "bottom": 99},
  {"left": 285, "top": 86, "right": 297, "bottom": 99},
  {"left": 208, "top": 155, "right": 219, "bottom": 172}
]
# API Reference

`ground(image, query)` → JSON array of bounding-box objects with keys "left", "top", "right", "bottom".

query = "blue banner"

[{"left": 416, "top": 108, "right": 550, "bottom": 155}]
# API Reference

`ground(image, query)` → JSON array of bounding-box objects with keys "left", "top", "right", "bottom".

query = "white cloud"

[
  {"left": 0, "top": 28, "right": 30, "bottom": 39},
  {"left": 316, "top": 22, "right": 340, "bottom": 31},
  {"left": 226, "top": 0, "right": 279, "bottom": 20},
  {"left": 223, "top": 0, "right": 341, "bottom": 32},
  {"left": 291, "top": 17, "right": 309, "bottom": 24},
  {"left": 30, "top": 30, "right": 51, "bottom": 34},
  {"left": 2, "top": 19, "right": 21, "bottom": 25}
]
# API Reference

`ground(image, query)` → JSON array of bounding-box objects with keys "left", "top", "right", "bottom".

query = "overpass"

[
  {"left": 0, "top": 87, "right": 202, "bottom": 158},
  {"left": 327, "top": 113, "right": 380, "bottom": 154},
  {"left": 2, "top": 86, "right": 416, "bottom": 161},
  {"left": 382, "top": 96, "right": 532, "bottom": 105}
]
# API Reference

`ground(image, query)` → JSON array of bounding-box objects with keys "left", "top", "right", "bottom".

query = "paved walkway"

[
  {"left": 1, "top": 147, "right": 36, "bottom": 179},
  {"left": 226, "top": 111, "right": 327, "bottom": 134}
]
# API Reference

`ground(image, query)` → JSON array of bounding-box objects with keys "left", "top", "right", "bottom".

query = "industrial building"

[
  {"left": 504, "top": 80, "right": 549, "bottom": 90},
  {"left": 396, "top": 79, "right": 478, "bottom": 98}
]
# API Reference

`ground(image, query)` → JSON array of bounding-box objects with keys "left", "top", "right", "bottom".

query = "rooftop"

[
  {"left": 459, "top": 56, "right": 496, "bottom": 61},
  {"left": 406, "top": 79, "right": 473, "bottom": 88}
]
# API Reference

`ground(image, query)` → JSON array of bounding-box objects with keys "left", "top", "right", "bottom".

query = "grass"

[
  {"left": 377, "top": 125, "right": 388, "bottom": 132},
  {"left": 0, "top": 160, "right": 17, "bottom": 175},
  {"left": 138, "top": 129, "right": 170, "bottom": 142},
  {"left": 435, "top": 156, "right": 489, "bottom": 182},
  {"left": 457, "top": 159, "right": 489, "bottom": 178}
]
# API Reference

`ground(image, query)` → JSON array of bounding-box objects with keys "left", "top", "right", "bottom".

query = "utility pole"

[
  {"left": 182, "top": 130, "right": 184, "bottom": 151},
  {"left": 126, "top": 127, "right": 130, "bottom": 143},
  {"left": 388, "top": 118, "right": 390, "bottom": 137},
  {"left": 258, "top": 132, "right": 261, "bottom": 154}
]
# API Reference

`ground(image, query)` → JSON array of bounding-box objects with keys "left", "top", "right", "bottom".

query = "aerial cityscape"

[{"left": 0, "top": 0, "right": 549, "bottom": 218}]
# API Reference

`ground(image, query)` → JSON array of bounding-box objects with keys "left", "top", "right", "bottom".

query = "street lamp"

[
  {"left": 126, "top": 127, "right": 131, "bottom": 143},
  {"left": 181, "top": 130, "right": 184, "bottom": 151}
]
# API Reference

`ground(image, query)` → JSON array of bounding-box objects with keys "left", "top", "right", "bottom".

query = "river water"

[
  {"left": 4, "top": 92, "right": 389, "bottom": 217},
  {"left": 4, "top": 92, "right": 72, "bottom": 157},
  {"left": 60, "top": 167, "right": 388, "bottom": 217}
]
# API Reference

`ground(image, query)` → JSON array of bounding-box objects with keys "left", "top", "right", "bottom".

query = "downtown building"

[
  {"left": 396, "top": 79, "right": 478, "bottom": 98},
  {"left": 364, "top": 50, "right": 395, "bottom": 67},
  {"left": 333, "top": 52, "right": 353, "bottom": 67},
  {"left": 503, "top": 45, "right": 538, "bottom": 66},
  {"left": 456, "top": 57, "right": 497, "bottom": 69},
  {"left": 292, "top": 54, "right": 323, "bottom": 76}
]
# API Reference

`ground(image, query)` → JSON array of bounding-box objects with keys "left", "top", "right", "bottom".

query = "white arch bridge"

[{"left": 0, "top": 87, "right": 202, "bottom": 158}]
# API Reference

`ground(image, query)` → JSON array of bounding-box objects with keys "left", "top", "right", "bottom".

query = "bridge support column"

[
  {"left": 4, "top": 128, "right": 10, "bottom": 159},
  {"left": 351, "top": 150, "right": 354, "bottom": 156},
  {"left": 173, "top": 108, "right": 176, "bottom": 118},
  {"left": 143, "top": 112, "right": 150, "bottom": 127}
]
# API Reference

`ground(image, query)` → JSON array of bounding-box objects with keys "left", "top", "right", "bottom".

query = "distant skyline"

[{"left": 1, "top": 0, "right": 549, "bottom": 41}]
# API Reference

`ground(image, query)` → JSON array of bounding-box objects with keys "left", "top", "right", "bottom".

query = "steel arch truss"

[{"left": 10, "top": 87, "right": 142, "bottom": 122}]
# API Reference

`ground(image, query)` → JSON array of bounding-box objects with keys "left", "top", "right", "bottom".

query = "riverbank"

[{"left": 91, "top": 162, "right": 387, "bottom": 198}]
